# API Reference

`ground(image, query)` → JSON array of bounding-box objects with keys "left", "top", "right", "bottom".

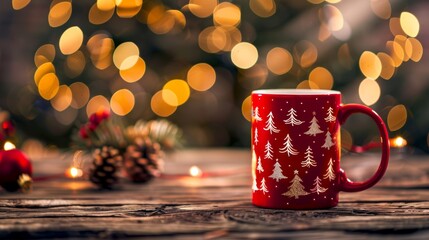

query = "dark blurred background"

[{"left": 0, "top": 0, "right": 428, "bottom": 152}]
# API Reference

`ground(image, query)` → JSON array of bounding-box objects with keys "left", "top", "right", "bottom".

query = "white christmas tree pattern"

[
  {"left": 269, "top": 159, "right": 287, "bottom": 182},
  {"left": 253, "top": 107, "right": 262, "bottom": 121},
  {"left": 252, "top": 178, "right": 259, "bottom": 192},
  {"left": 304, "top": 114, "right": 323, "bottom": 136},
  {"left": 256, "top": 157, "right": 264, "bottom": 173},
  {"left": 263, "top": 111, "right": 280, "bottom": 134},
  {"left": 310, "top": 176, "right": 328, "bottom": 195},
  {"left": 254, "top": 128, "right": 259, "bottom": 145},
  {"left": 323, "top": 158, "right": 336, "bottom": 181},
  {"left": 324, "top": 107, "right": 336, "bottom": 122},
  {"left": 282, "top": 170, "right": 309, "bottom": 199},
  {"left": 301, "top": 146, "right": 317, "bottom": 168},
  {"left": 283, "top": 108, "right": 304, "bottom": 126},
  {"left": 279, "top": 134, "right": 299, "bottom": 156},
  {"left": 264, "top": 141, "right": 274, "bottom": 160},
  {"left": 260, "top": 177, "right": 269, "bottom": 194},
  {"left": 321, "top": 129, "right": 335, "bottom": 149}
]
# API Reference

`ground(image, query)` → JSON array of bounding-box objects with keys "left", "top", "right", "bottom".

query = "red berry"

[
  {"left": 2, "top": 121, "right": 15, "bottom": 137},
  {"left": 79, "top": 126, "right": 89, "bottom": 139}
]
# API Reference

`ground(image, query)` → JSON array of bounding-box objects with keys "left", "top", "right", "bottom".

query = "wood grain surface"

[{"left": 1, "top": 149, "right": 428, "bottom": 239}]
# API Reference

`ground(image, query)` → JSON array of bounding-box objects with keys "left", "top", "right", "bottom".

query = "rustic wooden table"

[{"left": 1, "top": 149, "right": 428, "bottom": 239}]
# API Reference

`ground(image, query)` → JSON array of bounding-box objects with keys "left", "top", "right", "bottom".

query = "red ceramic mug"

[{"left": 251, "top": 89, "right": 389, "bottom": 209}]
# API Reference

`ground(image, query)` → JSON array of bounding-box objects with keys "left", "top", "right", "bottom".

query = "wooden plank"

[{"left": 0, "top": 149, "right": 429, "bottom": 239}]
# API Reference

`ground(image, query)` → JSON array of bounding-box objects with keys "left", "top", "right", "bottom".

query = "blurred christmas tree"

[{"left": 0, "top": 0, "right": 427, "bottom": 152}]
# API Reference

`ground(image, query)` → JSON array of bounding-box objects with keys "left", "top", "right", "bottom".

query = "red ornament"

[{"left": 0, "top": 149, "right": 32, "bottom": 192}]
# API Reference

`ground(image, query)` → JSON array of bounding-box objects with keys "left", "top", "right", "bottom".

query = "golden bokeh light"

[
  {"left": 309, "top": 67, "right": 333, "bottom": 90},
  {"left": 12, "top": 0, "right": 31, "bottom": 10},
  {"left": 266, "top": 47, "right": 293, "bottom": 75},
  {"left": 110, "top": 89, "right": 135, "bottom": 116},
  {"left": 65, "top": 51, "right": 86, "bottom": 78},
  {"left": 198, "top": 26, "right": 230, "bottom": 53},
  {"left": 386, "top": 40, "right": 404, "bottom": 67},
  {"left": 394, "top": 35, "right": 410, "bottom": 62},
  {"left": 119, "top": 57, "right": 146, "bottom": 83},
  {"left": 113, "top": 41, "right": 140, "bottom": 70},
  {"left": 325, "top": 0, "right": 342, "bottom": 3},
  {"left": 377, "top": 52, "right": 395, "bottom": 80},
  {"left": 51, "top": 85, "right": 72, "bottom": 112},
  {"left": 48, "top": 1, "right": 72, "bottom": 28},
  {"left": 249, "top": 0, "right": 276, "bottom": 18},
  {"left": 34, "top": 62, "right": 55, "bottom": 86},
  {"left": 34, "top": 44, "right": 56, "bottom": 67},
  {"left": 242, "top": 95, "right": 252, "bottom": 122},
  {"left": 38, "top": 73, "right": 60, "bottom": 100},
  {"left": 147, "top": 5, "right": 175, "bottom": 35},
  {"left": 389, "top": 18, "right": 406, "bottom": 36},
  {"left": 59, "top": 26, "right": 84, "bottom": 55},
  {"left": 189, "top": 0, "right": 218, "bottom": 18},
  {"left": 151, "top": 90, "right": 177, "bottom": 117},
  {"left": 97, "top": 0, "right": 115, "bottom": 11},
  {"left": 359, "top": 78, "right": 380, "bottom": 106},
  {"left": 87, "top": 33, "right": 115, "bottom": 70},
  {"left": 167, "top": 10, "right": 187, "bottom": 33},
  {"left": 231, "top": 42, "right": 258, "bottom": 69},
  {"left": 359, "top": 51, "right": 382, "bottom": 80},
  {"left": 213, "top": 2, "right": 241, "bottom": 28},
  {"left": 320, "top": 4, "right": 344, "bottom": 32},
  {"left": 163, "top": 79, "right": 190, "bottom": 106},
  {"left": 294, "top": 40, "right": 318, "bottom": 68},
  {"left": 86, "top": 95, "right": 110, "bottom": 118},
  {"left": 400, "top": 12, "right": 420, "bottom": 38},
  {"left": 407, "top": 38, "right": 423, "bottom": 62},
  {"left": 307, "top": 0, "right": 324, "bottom": 4},
  {"left": 387, "top": 104, "right": 407, "bottom": 132},
  {"left": 116, "top": 0, "right": 143, "bottom": 18},
  {"left": 370, "top": 0, "right": 391, "bottom": 20},
  {"left": 187, "top": 63, "right": 216, "bottom": 91},
  {"left": 296, "top": 80, "right": 319, "bottom": 89},
  {"left": 160, "top": 89, "right": 178, "bottom": 107},
  {"left": 70, "top": 82, "right": 90, "bottom": 109},
  {"left": 89, "top": 3, "right": 115, "bottom": 25}
]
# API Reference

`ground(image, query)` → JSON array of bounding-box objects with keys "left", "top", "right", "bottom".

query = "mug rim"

[{"left": 252, "top": 89, "right": 340, "bottom": 95}]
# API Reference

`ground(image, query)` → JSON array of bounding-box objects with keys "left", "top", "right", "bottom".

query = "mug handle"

[{"left": 337, "top": 104, "right": 390, "bottom": 192}]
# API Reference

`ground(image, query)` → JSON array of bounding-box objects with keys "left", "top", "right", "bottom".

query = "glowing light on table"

[
  {"left": 189, "top": 166, "right": 203, "bottom": 177},
  {"left": 391, "top": 137, "right": 407, "bottom": 148}
]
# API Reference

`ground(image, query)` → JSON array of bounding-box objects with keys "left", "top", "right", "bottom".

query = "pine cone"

[
  {"left": 89, "top": 146, "right": 123, "bottom": 189},
  {"left": 124, "top": 138, "right": 163, "bottom": 183}
]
